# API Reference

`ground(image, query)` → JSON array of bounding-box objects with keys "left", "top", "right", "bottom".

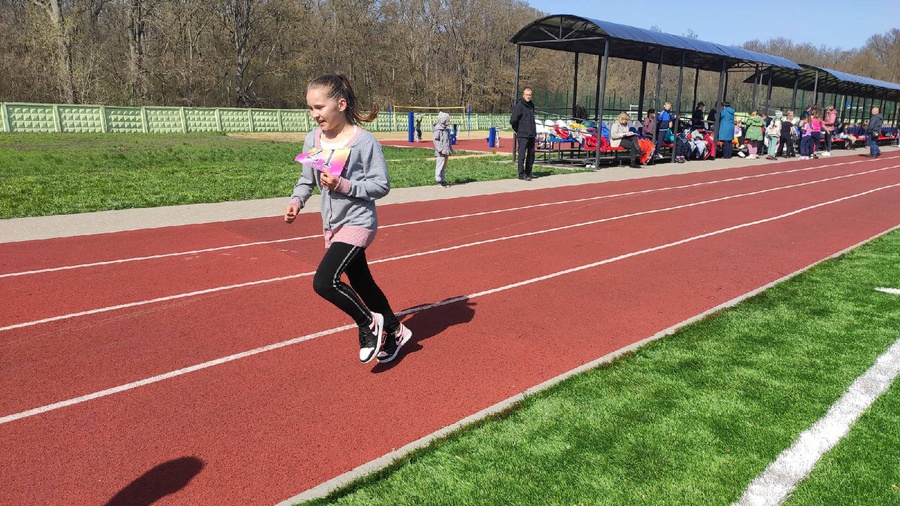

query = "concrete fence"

[{"left": 0, "top": 102, "right": 512, "bottom": 134}]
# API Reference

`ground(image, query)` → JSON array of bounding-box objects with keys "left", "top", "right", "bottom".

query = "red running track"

[{"left": 1, "top": 154, "right": 899, "bottom": 505}]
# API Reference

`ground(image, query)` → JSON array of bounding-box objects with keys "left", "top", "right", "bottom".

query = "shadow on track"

[
  {"left": 104, "top": 456, "right": 204, "bottom": 506},
  {"left": 372, "top": 296, "right": 476, "bottom": 371}
]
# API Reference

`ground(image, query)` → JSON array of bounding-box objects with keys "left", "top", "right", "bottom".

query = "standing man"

[
  {"left": 866, "top": 106, "right": 883, "bottom": 158},
  {"left": 691, "top": 102, "right": 706, "bottom": 130},
  {"left": 510, "top": 87, "right": 536, "bottom": 181}
]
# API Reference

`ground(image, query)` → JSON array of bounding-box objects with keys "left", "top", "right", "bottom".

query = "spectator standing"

[
  {"left": 510, "top": 87, "right": 536, "bottom": 180},
  {"left": 776, "top": 110, "right": 796, "bottom": 158},
  {"left": 765, "top": 110, "right": 782, "bottom": 160},
  {"left": 744, "top": 110, "right": 765, "bottom": 159},
  {"left": 799, "top": 117, "right": 813, "bottom": 159},
  {"left": 822, "top": 105, "right": 837, "bottom": 156},
  {"left": 433, "top": 111, "right": 452, "bottom": 187},
  {"left": 718, "top": 101, "right": 736, "bottom": 159},
  {"left": 692, "top": 102, "right": 706, "bottom": 129},
  {"left": 656, "top": 101, "right": 674, "bottom": 156},
  {"left": 642, "top": 108, "right": 657, "bottom": 138},
  {"left": 809, "top": 106, "right": 823, "bottom": 158},
  {"left": 867, "top": 106, "right": 883, "bottom": 158},
  {"left": 707, "top": 103, "right": 718, "bottom": 130}
]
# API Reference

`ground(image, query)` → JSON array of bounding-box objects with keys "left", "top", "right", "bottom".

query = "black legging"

[
  {"left": 824, "top": 130, "right": 832, "bottom": 151},
  {"left": 312, "top": 241, "right": 399, "bottom": 331},
  {"left": 776, "top": 134, "right": 795, "bottom": 158}
]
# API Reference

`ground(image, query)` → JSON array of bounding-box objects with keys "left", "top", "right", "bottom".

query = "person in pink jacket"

[{"left": 822, "top": 105, "right": 837, "bottom": 156}]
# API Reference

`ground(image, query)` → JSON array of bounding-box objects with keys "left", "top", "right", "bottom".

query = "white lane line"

[
  {"left": 2, "top": 166, "right": 897, "bottom": 333},
  {"left": 734, "top": 338, "right": 900, "bottom": 506},
  {"left": 0, "top": 159, "right": 869, "bottom": 279},
  {"left": 3, "top": 181, "right": 899, "bottom": 425},
  {"left": 875, "top": 287, "right": 900, "bottom": 295}
]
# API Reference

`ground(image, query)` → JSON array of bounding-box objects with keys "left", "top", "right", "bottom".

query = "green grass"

[
  {"left": 301, "top": 229, "right": 900, "bottom": 505},
  {"left": 0, "top": 133, "right": 575, "bottom": 219}
]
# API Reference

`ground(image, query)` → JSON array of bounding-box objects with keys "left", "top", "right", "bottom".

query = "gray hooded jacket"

[
  {"left": 290, "top": 128, "right": 389, "bottom": 233},
  {"left": 433, "top": 112, "right": 452, "bottom": 157}
]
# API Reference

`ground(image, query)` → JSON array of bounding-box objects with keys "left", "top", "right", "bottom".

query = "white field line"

[
  {"left": 875, "top": 287, "right": 900, "bottom": 295},
  {"left": 0, "top": 159, "right": 869, "bottom": 279},
  {"left": 734, "top": 338, "right": 900, "bottom": 506},
  {"left": 2, "top": 181, "right": 900, "bottom": 426},
  {"left": 1, "top": 166, "right": 897, "bottom": 334}
]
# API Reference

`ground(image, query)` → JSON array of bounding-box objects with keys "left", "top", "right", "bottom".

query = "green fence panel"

[
  {"left": 184, "top": 108, "right": 219, "bottom": 132},
  {"left": 144, "top": 107, "right": 184, "bottom": 133},
  {"left": 251, "top": 109, "right": 280, "bottom": 132},
  {"left": 219, "top": 109, "right": 252, "bottom": 132},
  {"left": 105, "top": 106, "right": 144, "bottom": 133},
  {"left": 58, "top": 105, "right": 104, "bottom": 133},
  {"left": 6, "top": 103, "right": 56, "bottom": 132},
  {"left": 279, "top": 110, "right": 307, "bottom": 132}
]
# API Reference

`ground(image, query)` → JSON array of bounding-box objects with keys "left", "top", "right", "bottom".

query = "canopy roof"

[
  {"left": 743, "top": 65, "right": 900, "bottom": 101},
  {"left": 510, "top": 15, "right": 803, "bottom": 72}
]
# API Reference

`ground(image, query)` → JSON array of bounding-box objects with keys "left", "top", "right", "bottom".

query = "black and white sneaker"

[
  {"left": 358, "top": 312, "right": 384, "bottom": 363},
  {"left": 377, "top": 323, "right": 412, "bottom": 364}
]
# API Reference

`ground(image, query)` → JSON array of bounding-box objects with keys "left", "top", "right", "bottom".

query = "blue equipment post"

[
  {"left": 487, "top": 127, "right": 496, "bottom": 147},
  {"left": 407, "top": 111, "right": 415, "bottom": 143}
]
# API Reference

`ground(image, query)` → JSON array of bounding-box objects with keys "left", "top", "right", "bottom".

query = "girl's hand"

[
  {"left": 319, "top": 172, "right": 339, "bottom": 190},
  {"left": 284, "top": 204, "right": 299, "bottom": 224}
]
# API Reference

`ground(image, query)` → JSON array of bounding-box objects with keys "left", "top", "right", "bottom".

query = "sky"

[{"left": 523, "top": 1, "right": 897, "bottom": 51}]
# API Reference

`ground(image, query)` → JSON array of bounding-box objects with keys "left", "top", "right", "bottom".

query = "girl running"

[{"left": 284, "top": 74, "right": 412, "bottom": 364}]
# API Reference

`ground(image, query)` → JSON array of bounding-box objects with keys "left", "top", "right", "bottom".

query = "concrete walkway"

[{"left": 1, "top": 144, "right": 894, "bottom": 244}]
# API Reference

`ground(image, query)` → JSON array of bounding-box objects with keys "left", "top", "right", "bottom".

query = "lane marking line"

[
  {"left": 2, "top": 166, "right": 897, "bottom": 333},
  {"left": 734, "top": 337, "right": 900, "bottom": 506},
  {"left": 3, "top": 182, "right": 900, "bottom": 426},
  {"left": 875, "top": 287, "right": 900, "bottom": 295},
  {"left": 0, "top": 159, "right": 870, "bottom": 279}
]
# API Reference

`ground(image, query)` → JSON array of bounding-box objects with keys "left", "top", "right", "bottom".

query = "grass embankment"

[
  {"left": 302, "top": 229, "right": 900, "bottom": 505},
  {"left": 0, "top": 133, "right": 570, "bottom": 219}
]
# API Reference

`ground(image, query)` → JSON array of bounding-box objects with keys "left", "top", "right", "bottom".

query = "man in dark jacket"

[
  {"left": 691, "top": 102, "right": 706, "bottom": 130},
  {"left": 510, "top": 87, "right": 536, "bottom": 180},
  {"left": 866, "top": 106, "right": 883, "bottom": 158}
]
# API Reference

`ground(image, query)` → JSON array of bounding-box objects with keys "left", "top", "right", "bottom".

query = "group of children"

[
  {"left": 720, "top": 104, "right": 891, "bottom": 161},
  {"left": 728, "top": 105, "right": 838, "bottom": 160}
]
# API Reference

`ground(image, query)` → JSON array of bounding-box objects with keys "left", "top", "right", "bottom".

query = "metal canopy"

[
  {"left": 510, "top": 15, "right": 803, "bottom": 72},
  {"left": 742, "top": 65, "right": 900, "bottom": 101}
]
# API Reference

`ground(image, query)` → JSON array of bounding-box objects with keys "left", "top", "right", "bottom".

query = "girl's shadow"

[{"left": 372, "top": 296, "right": 476, "bottom": 371}]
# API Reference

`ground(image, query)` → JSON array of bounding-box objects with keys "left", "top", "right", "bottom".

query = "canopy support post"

[
  {"left": 672, "top": 52, "right": 685, "bottom": 163},
  {"left": 712, "top": 59, "right": 727, "bottom": 158},
  {"left": 594, "top": 39, "right": 610, "bottom": 170}
]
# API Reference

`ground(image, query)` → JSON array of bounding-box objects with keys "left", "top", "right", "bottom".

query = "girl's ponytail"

[{"left": 309, "top": 74, "right": 378, "bottom": 125}]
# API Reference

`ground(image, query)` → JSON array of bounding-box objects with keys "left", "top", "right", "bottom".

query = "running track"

[{"left": 2, "top": 153, "right": 899, "bottom": 505}]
